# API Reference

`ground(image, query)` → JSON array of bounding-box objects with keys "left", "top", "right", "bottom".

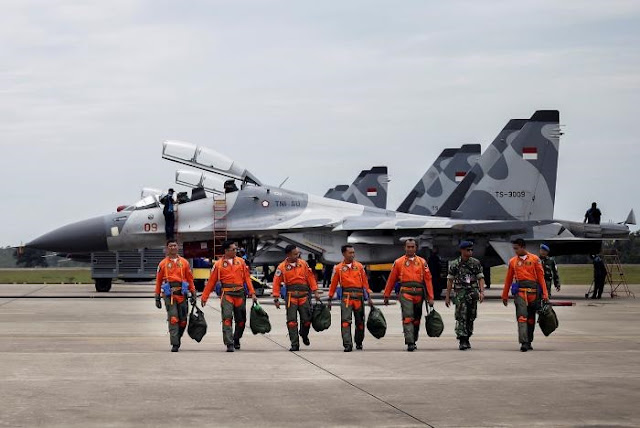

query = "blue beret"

[
  {"left": 540, "top": 244, "right": 550, "bottom": 252},
  {"left": 459, "top": 241, "right": 474, "bottom": 249}
]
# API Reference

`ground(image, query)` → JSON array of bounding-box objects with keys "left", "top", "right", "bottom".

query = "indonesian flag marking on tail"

[
  {"left": 367, "top": 187, "right": 378, "bottom": 197},
  {"left": 523, "top": 147, "right": 538, "bottom": 160},
  {"left": 455, "top": 171, "right": 466, "bottom": 182}
]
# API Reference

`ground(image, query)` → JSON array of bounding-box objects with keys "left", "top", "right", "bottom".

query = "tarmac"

[{"left": 0, "top": 283, "right": 639, "bottom": 427}]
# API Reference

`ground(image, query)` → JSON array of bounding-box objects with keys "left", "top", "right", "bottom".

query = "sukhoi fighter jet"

[{"left": 27, "top": 110, "right": 631, "bottom": 269}]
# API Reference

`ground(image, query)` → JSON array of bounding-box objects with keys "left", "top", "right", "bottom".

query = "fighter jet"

[
  {"left": 324, "top": 167, "right": 389, "bottom": 209},
  {"left": 27, "top": 110, "right": 630, "bottom": 271}
]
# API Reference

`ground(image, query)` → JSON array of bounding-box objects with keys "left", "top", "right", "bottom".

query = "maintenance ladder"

[
  {"left": 603, "top": 251, "right": 635, "bottom": 298},
  {"left": 212, "top": 195, "right": 228, "bottom": 259}
]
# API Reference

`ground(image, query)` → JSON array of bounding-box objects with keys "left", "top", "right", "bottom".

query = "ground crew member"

[
  {"left": 584, "top": 202, "right": 602, "bottom": 224},
  {"left": 502, "top": 238, "right": 548, "bottom": 352},
  {"left": 383, "top": 239, "right": 434, "bottom": 352},
  {"left": 591, "top": 254, "right": 607, "bottom": 299},
  {"left": 160, "top": 188, "right": 176, "bottom": 240},
  {"left": 272, "top": 245, "right": 320, "bottom": 351},
  {"left": 154, "top": 239, "right": 196, "bottom": 352},
  {"left": 328, "top": 245, "right": 374, "bottom": 352},
  {"left": 202, "top": 240, "right": 257, "bottom": 352},
  {"left": 539, "top": 244, "right": 560, "bottom": 298},
  {"left": 445, "top": 241, "right": 485, "bottom": 351}
]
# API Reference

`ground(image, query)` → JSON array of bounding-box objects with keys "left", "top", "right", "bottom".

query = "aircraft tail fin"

[
  {"left": 325, "top": 167, "right": 389, "bottom": 209},
  {"left": 397, "top": 148, "right": 457, "bottom": 214},
  {"left": 436, "top": 119, "right": 528, "bottom": 217},
  {"left": 324, "top": 185, "right": 349, "bottom": 200},
  {"left": 624, "top": 209, "right": 636, "bottom": 225},
  {"left": 398, "top": 145, "right": 481, "bottom": 215},
  {"left": 341, "top": 166, "right": 389, "bottom": 209},
  {"left": 452, "top": 110, "right": 561, "bottom": 220}
]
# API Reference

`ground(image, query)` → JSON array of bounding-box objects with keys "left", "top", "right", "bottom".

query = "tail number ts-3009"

[{"left": 494, "top": 191, "right": 526, "bottom": 198}]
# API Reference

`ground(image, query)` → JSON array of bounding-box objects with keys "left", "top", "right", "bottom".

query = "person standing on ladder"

[
  {"left": 154, "top": 239, "right": 196, "bottom": 352},
  {"left": 160, "top": 188, "right": 176, "bottom": 240},
  {"left": 201, "top": 240, "right": 257, "bottom": 352}
]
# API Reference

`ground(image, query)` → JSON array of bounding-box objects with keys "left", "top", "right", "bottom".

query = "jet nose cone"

[{"left": 26, "top": 216, "right": 108, "bottom": 253}]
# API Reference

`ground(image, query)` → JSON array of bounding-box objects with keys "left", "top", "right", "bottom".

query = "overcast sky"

[{"left": 2, "top": 0, "right": 639, "bottom": 246}]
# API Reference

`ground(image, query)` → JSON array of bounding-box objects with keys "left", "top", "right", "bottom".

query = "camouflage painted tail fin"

[
  {"left": 325, "top": 167, "right": 389, "bottom": 209},
  {"left": 435, "top": 119, "right": 528, "bottom": 217},
  {"left": 397, "top": 145, "right": 481, "bottom": 215},
  {"left": 324, "top": 185, "right": 349, "bottom": 200},
  {"left": 451, "top": 110, "right": 560, "bottom": 220}
]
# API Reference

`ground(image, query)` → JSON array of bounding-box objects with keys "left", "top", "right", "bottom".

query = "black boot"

[
  {"left": 355, "top": 344, "right": 363, "bottom": 350},
  {"left": 301, "top": 335, "right": 310, "bottom": 346},
  {"left": 526, "top": 342, "right": 533, "bottom": 351},
  {"left": 459, "top": 339, "right": 466, "bottom": 351},
  {"left": 289, "top": 344, "right": 300, "bottom": 352},
  {"left": 226, "top": 344, "right": 234, "bottom": 352},
  {"left": 465, "top": 338, "right": 472, "bottom": 349},
  {"left": 234, "top": 338, "right": 241, "bottom": 350},
  {"left": 171, "top": 345, "right": 179, "bottom": 352},
  {"left": 344, "top": 345, "right": 353, "bottom": 352},
  {"left": 407, "top": 343, "right": 416, "bottom": 352},
  {"left": 520, "top": 343, "right": 528, "bottom": 352}
]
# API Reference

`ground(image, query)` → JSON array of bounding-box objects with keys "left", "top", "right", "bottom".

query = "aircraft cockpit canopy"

[
  {"left": 123, "top": 195, "right": 160, "bottom": 212},
  {"left": 162, "top": 140, "right": 262, "bottom": 185}
]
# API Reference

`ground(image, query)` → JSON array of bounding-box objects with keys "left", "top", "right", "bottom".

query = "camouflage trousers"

[
  {"left": 399, "top": 282, "right": 425, "bottom": 345},
  {"left": 544, "top": 280, "right": 553, "bottom": 298},
  {"left": 220, "top": 291, "right": 246, "bottom": 346},
  {"left": 454, "top": 288, "right": 479, "bottom": 339},
  {"left": 163, "top": 296, "right": 189, "bottom": 346},
  {"left": 340, "top": 293, "right": 365, "bottom": 348},
  {"left": 514, "top": 280, "right": 539, "bottom": 344},
  {"left": 286, "top": 296, "right": 311, "bottom": 348}
]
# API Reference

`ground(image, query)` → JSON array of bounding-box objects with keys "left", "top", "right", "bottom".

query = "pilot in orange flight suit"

[
  {"left": 501, "top": 238, "right": 548, "bottom": 352},
  {"left": 155, "top": 239, "right": 196, "bottom": 352},
  {"left": 328, "top": 244, "right": 374, "bottom": 352},
  {"left": 202, "top": 240, "right": 257, "bottom": 352},
  {"left": 272, "top": 245, "right": 321, "bottom": 351},
  {"left": 384, "top": 239, "right": 434, "bottom": 351}
]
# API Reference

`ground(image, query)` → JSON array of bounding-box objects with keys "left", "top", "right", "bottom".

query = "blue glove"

[
  {"left": 280, "top": 285, "right": 287, "bottom": 300},
  {"left": 161, "top": 282, "right": 171, "bottom": 297},
  {"left": 214, "top": 281, "right": 222, "bottom": 296},
  {"left": 181, "top": 281, "right": 189, "bottom": 295},
  {"left": 336, "top": 287, "right": 342, "bottom": 300},
  {"left": 363, "top": 289, "right": 369, "bottom": 301},
  {"left": 510, "top": 282, "right": 520, "bottom": 296},
  {"left": 394, "top": 282, "right": 401, "bottom": 296}
]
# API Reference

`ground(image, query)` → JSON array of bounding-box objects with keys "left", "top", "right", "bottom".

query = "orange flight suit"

[
  {"left": 155, "top": 256, "right": 195, "bottom": 346},
  {"left": 329, "top": 260, "right": 372, "bottom": 348},
  {"left": 202, "top": 256, "right": 255, "bottom": 346},
  {"left": 502, "top": 252, "right": 548, "bottom": 345},
  {"left": 273, "top": 259, "right": 318, "bottom": 348},
  {"left": 384, "top": 255, "right": 434, "bottom": 345}
]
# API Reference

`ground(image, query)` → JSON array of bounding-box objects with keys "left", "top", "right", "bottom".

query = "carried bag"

[
  {"left": 425, "top": 305, "right": 444, "bottom": 337},
  {"left": 366, "top": 306, "right": 387, "bottom": 339},
  {"left": 537, "top": 302, "right": 559, "bottom": 336},
  {"left": 187, "top": 303, "right": 208, "bottom": 342},
  {"left": 250, "top": 302, "right": 272, "bottom": 334},
  {"left": 311, "top": 301, "right": 332, "bottom": 332}
]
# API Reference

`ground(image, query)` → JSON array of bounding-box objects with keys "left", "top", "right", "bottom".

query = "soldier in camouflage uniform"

[
  {"left": 539, "top": 244, "right": 560, "bottom": 298},
  {"left": 445, "top": 241, "right": 485, "bottom": 350}
]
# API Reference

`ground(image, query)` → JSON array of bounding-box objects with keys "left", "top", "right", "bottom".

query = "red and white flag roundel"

[
  {"left": 366, "top": 187, "right": 378, "bottom": 197},
  {"left": 523, "top": 147, "right": 538, "bottom": 160},
  {"left": 455, "top": 171, "right": 466, "bottom": 182}
]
